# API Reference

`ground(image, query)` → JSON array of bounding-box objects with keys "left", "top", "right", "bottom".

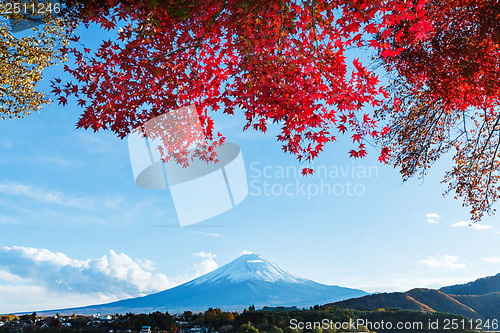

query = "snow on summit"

[{"left": 189, "top": 253, "right": 306, "bottom": 285}]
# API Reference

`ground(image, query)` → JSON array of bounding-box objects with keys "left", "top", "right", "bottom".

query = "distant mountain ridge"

[
  {"left": 440, "top": 273, "right": 500, "bottom": 295},
  {"left": 330, "top": 273, "right": 500, "bottom": 321},
  {"left": 452, "top": 293, "right": 500, "bottom": 319},
  {"left": 34, "top": 254, "right": 368, "bottom": 315}
]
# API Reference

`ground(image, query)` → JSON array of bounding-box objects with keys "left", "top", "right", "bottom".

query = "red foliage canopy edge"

[{"left": 53, "top": 0, "right": 433, "bottom": 175}]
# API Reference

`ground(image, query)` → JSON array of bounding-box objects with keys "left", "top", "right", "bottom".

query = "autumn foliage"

[
  {"left": 46, "top": 0, "right": 500, "bottom": 221},
  {"left": 53, "top": 0, "right": 433, "bottom": 166},
  {"left": 0, "top": 1, "right": 73, "bottom": 119},
  {"left": 376, "top": 0, "right": 500, "bottom": 220}
]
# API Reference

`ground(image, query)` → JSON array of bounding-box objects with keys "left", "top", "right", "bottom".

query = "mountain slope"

[
  {"left": 331, "top": 291, "right": 435, "bottom": 312},
  {"left": 453, "top": 292, "right": 500, "bottom": 319},
  {"left": 331, "top": 289, "right": 481, "bottom": 319},
  {"left": 406, "top": 289, "right": 479, "bottom": 318},
  {"left": 331, "top": 285, "right": 500, "bottom": 321},
  {"left": 440, "top": 273, "right": 500, "bottom": 295},
  {"left": 37, "top": 254, "right": 368, "bottom": 315}
]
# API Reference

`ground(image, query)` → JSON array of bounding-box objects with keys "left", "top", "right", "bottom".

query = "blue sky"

[{"left": 1, "top": 18, "right": 500, "bottom": 314}]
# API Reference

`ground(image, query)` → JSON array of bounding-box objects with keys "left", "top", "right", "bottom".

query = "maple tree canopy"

[
  {"left": 55, "top": 0, "right": 423, "bottom": 164},
  {"left": 31, "top": 0, "right": 500, "bottom": 221},
  {"left": 376, "top": 0, "right": 500, "bottom": 221}
]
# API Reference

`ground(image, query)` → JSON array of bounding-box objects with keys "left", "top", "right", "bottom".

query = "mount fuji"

[{"left": 37, "top": 253, "right": 368, "bottom": 315}]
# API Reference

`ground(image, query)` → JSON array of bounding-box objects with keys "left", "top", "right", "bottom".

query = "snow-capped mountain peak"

[
  {"left": 36, "top": 253, "right": 369, "bottom": 315},
  {"left": 189, "top": 253, "right": 306, "bottom": 285}
]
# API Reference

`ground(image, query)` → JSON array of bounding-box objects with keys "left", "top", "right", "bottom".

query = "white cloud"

[
  {"left": 482, "top": 256, "right": 500, "bottom": 263},
  {"left": 241, "top": 250, "right": 254, "bottom": 255},
  {"left": 0, "top": 182, "right": 99, "bottom": 209},
  {"left": 0, "top": 246, "right": 172, "bottom": 298},
  {"left": 137, "top": 258, "right": 156, "bottom": 271},
  {"left": 0, "top": 180, "right": 171, "bottom": 228},
  {"left": 0, "top": 246, "right": 219, "bottom": 313},
  {"left": 192, "top": 252, "right": 218, "bottom": 277},
  {"left": 425, "top": 213, "right": 441, "bottom": 224},
  {"left": 194, "top": 251, "right": 217, "bottom": 259},
  {"left": 0, "top": 269, "right": 28, "bottom": 283},
  {"left": 452, "top": 221, "right": 492, "bottom": 230},
  {"left": 195, "top": 231, "right": 222, "bottom": 238},
  {"left": 0, "top": 284, "right": 117, "bottom": 314},
  {"left": 421, "top": 255, "right": 466, "bottom": 269}
]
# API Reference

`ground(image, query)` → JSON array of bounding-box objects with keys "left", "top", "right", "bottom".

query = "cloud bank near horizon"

[{"left": 0, "top": 246, "right": 219, "bottom": 312}]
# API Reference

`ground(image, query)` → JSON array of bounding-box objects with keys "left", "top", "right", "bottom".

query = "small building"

[{"left": 140, "top": 326, "right": 151, "bottom": 333}]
